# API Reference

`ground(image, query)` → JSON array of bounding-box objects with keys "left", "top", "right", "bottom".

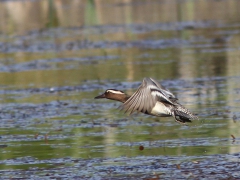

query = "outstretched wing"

[
  {"left": 120, "top": 77, "right": 176, "bottom": 115},
  {"left": 150, "top": 77, "right": 178, "bottom": 101}
]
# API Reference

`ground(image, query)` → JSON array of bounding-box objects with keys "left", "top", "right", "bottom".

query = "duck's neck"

[
  {"left": 121, "top": 95, "right": 130, "bottom": 103},
  {"left": 109, "top": 93, "right": 130, "bottom": 103}
]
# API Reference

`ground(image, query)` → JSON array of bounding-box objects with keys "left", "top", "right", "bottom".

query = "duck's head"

[{"left": 94, "top": 89, "right": 129, "bottom": 103}]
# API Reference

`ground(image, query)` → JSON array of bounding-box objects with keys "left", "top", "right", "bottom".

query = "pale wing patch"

[{"left": 150, "top": 89, "right": 175, "bottom": 105}]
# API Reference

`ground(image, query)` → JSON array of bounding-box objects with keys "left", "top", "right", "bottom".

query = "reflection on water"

[
  {"left": 1, "top": 0, "right": 240, "bottom": 179},
  {"left": 1, "top": 0, "right": 240, "bottom": 33}
]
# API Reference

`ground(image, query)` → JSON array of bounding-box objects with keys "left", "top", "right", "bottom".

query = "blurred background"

[{"left": 1, "top": 0, "right": 240, "bottom": 179}]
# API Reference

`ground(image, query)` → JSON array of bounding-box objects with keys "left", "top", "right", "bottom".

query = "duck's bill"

[{"left": 94, "top": 93, "right": 106, "bottom": 99}]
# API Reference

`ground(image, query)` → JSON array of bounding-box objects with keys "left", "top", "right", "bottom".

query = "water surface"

[{"left": 0, "top": 0, "right": 240, "bottom": 179}]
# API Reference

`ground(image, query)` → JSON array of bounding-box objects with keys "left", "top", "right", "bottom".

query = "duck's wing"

[
  {"left": 120, "top": 78, "right": 176, "bottom": 115},
  {"left": 150, "top": 77, "right": 178, "bottom": 101}
]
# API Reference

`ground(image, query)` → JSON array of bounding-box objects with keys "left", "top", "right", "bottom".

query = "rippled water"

[{"left": 1, "top": 0, "right": 240, "bottom": 179}]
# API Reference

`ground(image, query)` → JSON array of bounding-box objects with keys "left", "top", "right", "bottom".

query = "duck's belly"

[{"left": 149, "top": 102, "right": 172, "bottom": 117}]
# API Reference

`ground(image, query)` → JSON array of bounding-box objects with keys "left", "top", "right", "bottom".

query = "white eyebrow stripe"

[{"left": 107, "top": 90, "right": 124, "bottom": 94}]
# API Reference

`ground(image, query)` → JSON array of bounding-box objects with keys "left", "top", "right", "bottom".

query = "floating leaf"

[{"left": 139, "top": 145, "right": 144, "bottom": 151}]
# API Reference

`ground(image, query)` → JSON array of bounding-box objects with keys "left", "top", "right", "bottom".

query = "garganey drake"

[{"left": 95, "top": 77, "right": 198, "bottom": 124}]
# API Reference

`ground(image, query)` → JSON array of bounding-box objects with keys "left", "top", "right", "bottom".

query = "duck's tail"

[{"left": 173, "top": 103, "right": 198, "bottom": 124}]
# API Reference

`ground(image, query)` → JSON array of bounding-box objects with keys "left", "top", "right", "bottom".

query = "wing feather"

[
  {"left": 122, "top": 88, "right": 141, "bottom": 114},
  {"left": 121, "top": 77, "right": 177, "bottom": 115},
  {"left": 150, "top": 77, "right": 177, "bottom": 101},
  {"left": 128, "top": 91, "right": 141, "bottom": 114},
  {"left": 138, "top": 90, "right": 144, "bottom": 112}
]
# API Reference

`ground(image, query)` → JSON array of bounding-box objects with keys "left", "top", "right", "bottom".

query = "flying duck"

[{"left": 95, "top": 77, "right": 198, "bottom": 124}]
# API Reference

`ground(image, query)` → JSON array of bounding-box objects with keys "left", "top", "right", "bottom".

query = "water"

[{"left": 0, "top": 0, "right": 240, "bottom": 179}]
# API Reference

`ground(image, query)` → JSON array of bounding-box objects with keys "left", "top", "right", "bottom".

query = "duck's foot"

[{"left": 174, "top": 115, "right": 191, "bottom": 125}]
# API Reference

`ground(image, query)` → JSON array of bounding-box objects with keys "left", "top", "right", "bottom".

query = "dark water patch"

[
  {"left": 0, "top": 144, "right": 8, "bottom": 148},
  {"left": 4, "top": 35, "right": 235, "bottom": 54},
  {"left": 0, "top": 153, "right": 239, "bottom": 179},
  {"left": 115, "top": 136, "right": 238, "bottom": 149},
  {"left": 0, "top": 55, "right": 119, "bottom": 72},
  {"left": 0, "top": 133, "right": 71, "bottom": 143},
  {"left": 215, "top": 29, "right": 240, "bottom": 36},
  {"left": 200, "top": 47, "right": 239, "bottom": 54},
  {"left": 0, "top": 101, "right": 91, "bottom": 128},
  {"left": 2, "top": 20, "right": 237, "bottom": 53},
  {"left": 0, "top": 38, "right": 190, "bottom": 53},
  {"left": 9, "top": 21, "right": 217, "bottom": 39}
]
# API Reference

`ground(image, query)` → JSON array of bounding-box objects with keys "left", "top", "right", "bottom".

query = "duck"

[{"left": 95, "top": 77, "right": 198, "bottom": 124}]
